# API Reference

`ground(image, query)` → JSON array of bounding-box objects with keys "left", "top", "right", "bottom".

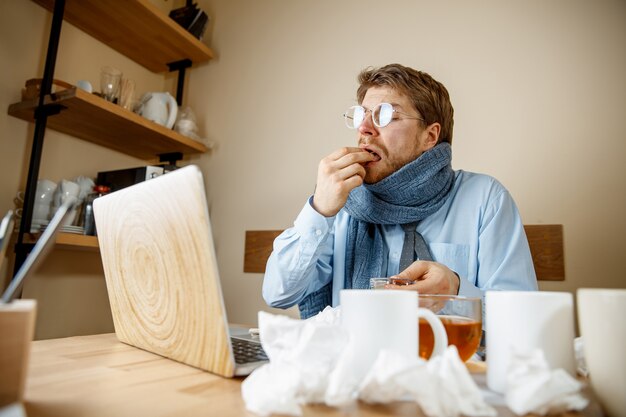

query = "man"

[{"left": 263, "top": 64, "right": 537, "bottom": 319}]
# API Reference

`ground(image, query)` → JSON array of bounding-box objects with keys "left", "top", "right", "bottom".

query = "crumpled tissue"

[
  {"left": 574, "top": 337, "right": 588, "bottom": 377},
  {"left": 505, "top": 349, "right": 589, "bottom": 415},
  {"left": 359, "top": 348, "right": 496, "bottom": 417},
  {"left": 241, "top": 307, "right": 496, "bottom": 417}
]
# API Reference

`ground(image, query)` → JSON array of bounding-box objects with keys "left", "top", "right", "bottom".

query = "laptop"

[
  {"left": 92, "top": 165, "right": 268, "bottom": 377},
  {"left": 1, "top": 198, "right": 77, "bottom": 304},
  {"left": 0, "top": 211, "right": 15, "bottom": 271}
]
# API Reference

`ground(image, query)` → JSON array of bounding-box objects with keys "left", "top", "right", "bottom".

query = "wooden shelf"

[
  {"left": 24, "top": 232, "right": 99, "bottom": 251},
  {"left": 8, "top": 87, "right": 208, "bottom": 159},
  {"left": 33, "top": 0, "right": 214, "bottom": 73}
]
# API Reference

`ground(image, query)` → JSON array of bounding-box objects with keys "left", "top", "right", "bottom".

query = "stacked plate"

[
  {"left": 39, "top": 221, "right": 85, "bottom": 235},
  {"left": 30, "top": 220, "right": 46, "bottom": 234}
]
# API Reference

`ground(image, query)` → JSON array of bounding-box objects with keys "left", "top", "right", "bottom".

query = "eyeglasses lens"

[
  {"left": 373, "top": 103, "right": 393, "bottom": 127},
  {"left": 345, "top": 106, "right": 365, "bottom": 129}
]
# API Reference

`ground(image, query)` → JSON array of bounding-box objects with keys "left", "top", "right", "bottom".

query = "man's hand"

[
  {"left": 312, "top": 147, "right": 376, "bottom": 217},
  {"left": 387, "top": 261, "right": 460, "bottom": 295}
]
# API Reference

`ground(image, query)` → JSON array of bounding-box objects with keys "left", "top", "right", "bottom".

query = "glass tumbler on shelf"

[
  {"left": 119, "top": 78, "right": 136, "bottom": 110},
  {"left": 83, "top": 185, "right": 110, "bottom": 236},
  {"left": 100, "top": 66, "right": 122, "bottom": 102}
]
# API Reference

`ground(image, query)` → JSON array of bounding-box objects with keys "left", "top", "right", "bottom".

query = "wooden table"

[{"left": 19, "top": 334, "right": 603, "bottom": 417}]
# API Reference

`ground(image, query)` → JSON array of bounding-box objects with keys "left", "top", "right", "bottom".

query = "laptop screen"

[
  {"left": 1, "top": 198, "right": 77, "bottom": 304},
  {"left": 0, "top": 211, "right": 15, "bottom": 267}
]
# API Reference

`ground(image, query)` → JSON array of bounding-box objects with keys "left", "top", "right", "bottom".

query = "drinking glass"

[
  {"left": 369, "top": 277, "right": 413, "bottom": 289},
  {"left": 119, "top": 78, "right": 136, "bottom": 110},
  {"left": 100, "top": 66, "right": 122, "bottom": 102},
  {"left": 418, "top": 295, "right": 482, "bottom": 362},
  {"left": 369, "top": 277, "right": 389, "bottom": 289}
]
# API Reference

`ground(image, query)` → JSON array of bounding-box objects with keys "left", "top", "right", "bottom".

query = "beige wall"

[{"left": 1, "top": 0, "right": 625, "bottom": 337}]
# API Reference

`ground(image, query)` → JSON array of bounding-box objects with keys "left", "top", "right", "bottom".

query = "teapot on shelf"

[{"left": 135, "top": 92, "right": 178, "bottom": 129}]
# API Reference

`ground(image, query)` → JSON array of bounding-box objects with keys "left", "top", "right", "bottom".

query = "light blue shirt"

[{"left": 262, "top": 170, "right": 538, "bottom": 309}]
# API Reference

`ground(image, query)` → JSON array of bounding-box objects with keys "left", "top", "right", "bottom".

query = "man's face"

[{"left": 358, "top": 86, "right": 437, "bottom": 184}]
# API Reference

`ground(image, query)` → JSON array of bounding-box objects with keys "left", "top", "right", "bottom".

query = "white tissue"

[
  {"left": 242, "top": 308, "right": 495, "bottom": 417},
  {"left": 359, "top": 348, "right": 496, "bottom": 417},
  {"left": 241, "top": 308, "right": 349, "bottom": 416},
  {"left": 505, "top": 349, "right": 589, "bottom": 415}
]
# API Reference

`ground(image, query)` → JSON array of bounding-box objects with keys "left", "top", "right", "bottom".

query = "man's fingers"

[
  {"left": 338, "top": 152, "right": 376, "bottom": 170},
  {"left": 328, "top": 147, "right": 365, "bottom": 160},
  {"left": 394, "top": 260, "right": 430, "bottom": 279},
  {"left": 385, "top": 279, "right": 434, "bottom": 293},
  {"left": 385, "top": 282, "right": 420, "bottom": 290},
  {"left": 329, "top": 148, "right": 375, "bottom": 168},
  {"left": 337, "top": 162, "right": 366, "bottom": 181}
]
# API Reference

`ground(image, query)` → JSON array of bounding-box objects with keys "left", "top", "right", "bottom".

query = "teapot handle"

[{"left": 164, "top": 93, "right": 178, "bottom": 129}]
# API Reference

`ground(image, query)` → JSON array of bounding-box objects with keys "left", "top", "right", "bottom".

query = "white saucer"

[{"left": 39, "top": 223, "right": 85, "bottom": 235}]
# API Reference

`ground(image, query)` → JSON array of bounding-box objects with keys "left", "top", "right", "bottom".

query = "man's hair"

[{"left": 356, "top": 64, "right": 454, "bottom": 144}]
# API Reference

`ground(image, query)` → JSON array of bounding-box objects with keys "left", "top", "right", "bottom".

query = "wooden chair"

[{"left": 244, "top": 225, "right": 564, "bottom": 281}]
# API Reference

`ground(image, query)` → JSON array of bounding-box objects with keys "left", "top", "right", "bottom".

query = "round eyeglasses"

[{"left": 343, "top": 102, "right": 425, "bottom": 129}]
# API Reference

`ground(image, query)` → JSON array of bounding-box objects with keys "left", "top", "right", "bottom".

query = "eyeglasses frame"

[{"left": 343, "top": 102, "right": 426, "bottom": 129}]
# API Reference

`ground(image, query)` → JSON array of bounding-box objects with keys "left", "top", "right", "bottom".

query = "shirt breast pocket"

[{"left": 429, "top": 243, "right": 470, "bottom": 280}]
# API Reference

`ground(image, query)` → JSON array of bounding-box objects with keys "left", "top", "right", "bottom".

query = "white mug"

[
  {"left": 55, "top": 180, "right": 80, "bottom": 205},
  {"left": 577, "top": 288, "right": 626, "bottom": 417},
  {"left": 486, "top": 291, "right": 575, "bottom": 393},
  {"left": 33, "top": 179, "right": 57, "bottom": 223},
  {"left": 14, "top": 180, "right": 57, "bottom": 230},
  {"left": 14, "top": 179, "right": 56, "bottom": 205},
  {"left": 51, "top": 180, "right": 80, "bottom": 226},
  {"left": 340, "top": 289, "right": 447, "bottom": 383},
  {"left": 36, "top": 179, "right": 56, "bottom": 200}
]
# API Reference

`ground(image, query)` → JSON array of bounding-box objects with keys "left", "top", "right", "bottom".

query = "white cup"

[
  {"left": 14, "top": 180, "right": 57, "bottom": 231},
  {"left": 577, "top": 288, "right": 626, "bottom": 417},
  {"left": 33, "top": 179, "right": 57, "bottom": 223},
  {"left": 73, "top": 176, "right": 95, "bottom": 200},
  {"left": 58, "top": 180, "right": 79, "bottom": 203},
  {"left": 51, "top": 180, "right": 80, "bottom": 226},
  {"left": 340, "top": 289, "right": 447, "bottom": 383},
  {"left": 37, "top": 181, "right": 55, "bottom": 199},
  {"left": 486, "top": 291, "right": 575, "bottom": 393}
]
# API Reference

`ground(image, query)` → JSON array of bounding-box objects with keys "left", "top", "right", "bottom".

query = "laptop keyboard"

[{"left": 231, "top": 337, "right": 268, "bottom": 365}]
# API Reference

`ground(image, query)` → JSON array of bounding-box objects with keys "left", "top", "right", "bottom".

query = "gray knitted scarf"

[{"left": 298, "top": 142, "right": 455, "bottom": 319}]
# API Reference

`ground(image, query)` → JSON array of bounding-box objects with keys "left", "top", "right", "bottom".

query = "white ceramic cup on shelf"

[
  {"left": 340, "top": 289, "right": 447, "bottom": 384},
  {"left": 51, "top": 180, "right": 80, "bottom": 226},
  {"left": 577, "top": 288, "right": 626, "bottom": 417},
  {"left": 14, "top": 180, "right": 57, "bottom": 231},
  {"left": 486, "top": 291, "right": 575, "bottom": 393},
  {"left": 33, "top": 179, "right": 57, "bottom": 224}
]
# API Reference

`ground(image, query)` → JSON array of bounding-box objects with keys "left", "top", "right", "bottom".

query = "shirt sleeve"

[
  {"left": 262, "top": 197, "right": 336, "bottom": 309},
  {"left": 475, "top": 188, "right": 538, "bottom": 293}
]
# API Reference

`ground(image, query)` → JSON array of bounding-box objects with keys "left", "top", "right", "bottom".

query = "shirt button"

[
  {"left": 392, "top": 252, "right": 399, "bottom": 259},
  {"left": 315, "top": 229, "right": 322, "bottom": 236}
]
